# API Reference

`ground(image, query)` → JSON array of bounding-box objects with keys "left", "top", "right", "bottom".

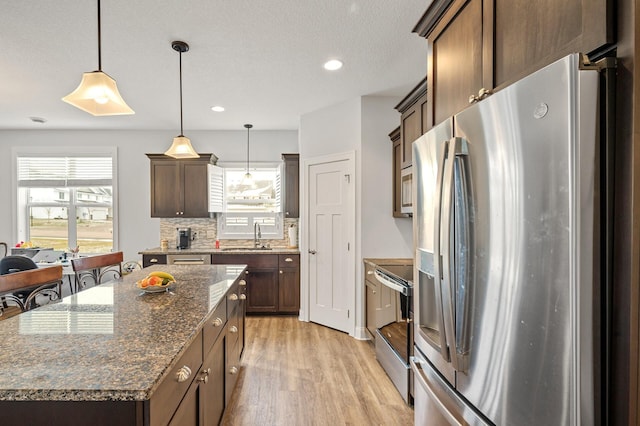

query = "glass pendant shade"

[
  {"left": 164, "top": 135, "right": 200, "bottom": 159},
  {"left": 242, "top": 171, "right": 254, "bottom": 186},
  {"left": 62, "top": 71, "right": 134, "bottom": 116}
]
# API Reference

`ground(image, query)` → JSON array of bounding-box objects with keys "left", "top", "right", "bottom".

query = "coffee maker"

[{"left": 177, "top": 228, "right": 192, "bottom": 249}]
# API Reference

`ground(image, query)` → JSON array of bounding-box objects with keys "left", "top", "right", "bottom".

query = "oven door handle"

[{"left": 374, "top": 270, "right": 409, "bottom": 295}]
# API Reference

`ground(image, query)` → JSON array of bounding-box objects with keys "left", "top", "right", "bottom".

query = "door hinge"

[
  {"left": 344, "top": 174, "right": 351, "bottom": 183},
  {"left": 347, "top": 242, "right": 350, "bottom": 251},
  {"left": 347, "top": 309, "right": 350, "bottom": 318}
]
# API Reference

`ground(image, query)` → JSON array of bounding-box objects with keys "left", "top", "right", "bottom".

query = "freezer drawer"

[{"left": 411, "top": 348, "right": 489, "bottom": 426}]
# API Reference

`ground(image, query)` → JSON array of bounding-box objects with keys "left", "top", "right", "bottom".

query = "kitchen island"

[{"left": 0, "top": 264, "right": 247, "bottom": 425}]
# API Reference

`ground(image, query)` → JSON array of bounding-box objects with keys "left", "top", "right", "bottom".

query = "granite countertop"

[
  {"left": 140, "top": 247, "right": 300, "bottom": 255},
  {"left": 0, "top": 264, "right": 245, "bottom": 402},
  {"left": 363, "top": 258, "right": 413, "bottom": 267}
]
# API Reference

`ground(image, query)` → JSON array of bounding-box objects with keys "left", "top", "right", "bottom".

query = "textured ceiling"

[{"left": 0, "top": 0, "right": 428, "bottom": 131}]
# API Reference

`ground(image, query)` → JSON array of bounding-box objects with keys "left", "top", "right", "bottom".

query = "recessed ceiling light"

[
  {"left": 323, "top": 59, "right": 343, "bottom": 71},
  {"left": 211, "top": 106, "right": 225, "bottom": 112}
]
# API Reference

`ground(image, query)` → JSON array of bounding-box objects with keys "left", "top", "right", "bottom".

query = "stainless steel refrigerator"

[{"left": 411, "top": 54, "right": 601, "bottom": 425}]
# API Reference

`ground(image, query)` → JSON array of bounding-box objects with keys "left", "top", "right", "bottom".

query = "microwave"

[{"left": 401, "top": 166, "right": 412, "bottom": 215}]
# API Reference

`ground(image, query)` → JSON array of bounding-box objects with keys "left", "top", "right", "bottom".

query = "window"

[
  {"left": 15, "top": 151, "right": 117, "bottom": 253},
  {"left": 215, "top": 165, "right": 282, "bottom": 239}
]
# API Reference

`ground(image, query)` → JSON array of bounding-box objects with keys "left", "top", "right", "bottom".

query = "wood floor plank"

[{"left": 222, "top": 316, "right": 414, "bottom": 426}]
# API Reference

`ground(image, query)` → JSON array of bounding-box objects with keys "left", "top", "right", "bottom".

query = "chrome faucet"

[{"left": 254, "top": 222, "right": 262, "bottom": 248}]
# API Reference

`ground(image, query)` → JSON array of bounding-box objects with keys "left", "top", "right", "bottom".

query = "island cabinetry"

[
  {"left": 211, "top": 253, "right": 300, "bottom": 314},
  {"left": 282, "top": 153, "right": 300, "bottom": 218},
  {"left": 414, "top": 0, "right": 612, "bottom": 129},
  {"left": 147, "top": 153, "right": 214, "bottom": 218},
  {"left": 150, "top": 330, "right": 204, "bottom": 426},
  {"left": 225, "top": 281, "right": 245, "bottom": 404}
]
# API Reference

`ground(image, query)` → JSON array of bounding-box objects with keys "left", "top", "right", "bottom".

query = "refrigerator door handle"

[
  {"left": 440, "top": 137, "right": 470, "bottom": 373},
  {"left": 411, "top": 352, "right": 489, "bottom": 426},
  {"left": 432, "top": 139, "right": 451, "bottom": 362}
]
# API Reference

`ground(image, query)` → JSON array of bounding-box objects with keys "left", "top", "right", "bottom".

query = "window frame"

[{"left": 12, "top": 147, "right": 119, "bottom": 253}]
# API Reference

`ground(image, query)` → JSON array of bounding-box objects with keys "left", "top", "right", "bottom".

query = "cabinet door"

[
  {"left": 391, "top": 135, "right": 409, "bottom": 218},
  {"left": 182, "top": 162, "right": 209, "bottom": 217},
  {"left": 200, "top": 333, "right": 225, "bottom": 426},
  {"left": 427, "top": 0, "right": 488, "bottom": 127},
  {"left": 245, "top": 269, "right": 279, "bottom": 313},
  {"left": 493, "top": 0, "right": 612, "bottom": 88},
  {"left": 168, "top": 379, "right": 199, "bottom": 426},
  {"left": 400, "top": 102, "right": 422, "bottom": 169},
  {"left": 150, "top": 161, "right": 180, "bottom": 217},
  {"left": 282, "top": 154, "right": 300, "bottom": 218},
  {"left": 365, "top": 280, "right": 378, "bottom": 338},
  {"left": 278, "top": 267, "right": 300, "bottom": 313}
]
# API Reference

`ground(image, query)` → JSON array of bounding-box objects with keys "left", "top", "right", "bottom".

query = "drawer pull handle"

[
  {"left": 229, "top": 366, "right": 238, "bottom": 375},
  {"left": 212, "top": 317, "right": 223, "bottom": 327},
  {"left": 198, "top": 368, "right": 211, "bottom": 383},
  {"left": 239, "top": 294, "right": 246, "bottom": 300},
  {"left": 230, "top": 325, "right": 238, "bottom": 333},
  {"left": 229, "top": 293, "right": 239, "bottom": 301},
  {"left": 176, "top": 365, "right": 192, "bottom": 383},
  {"left": 238, "top": 279, "right": 247, "bottom": 286},
  {"left": 245, "top": 270, "right": 249, "bottom": 275},
  {"left": 150, "top": 258, "right": 158, "bottom": 263},
  {"left": 285, "top": 257, "right": 293, "bottom": 262}
]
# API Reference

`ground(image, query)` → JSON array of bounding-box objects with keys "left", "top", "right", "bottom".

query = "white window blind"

[{"left": 18, "top": 156, "right": 113, "bottom": 187}]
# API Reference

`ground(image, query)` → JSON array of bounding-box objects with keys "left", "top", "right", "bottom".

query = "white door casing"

[{"left": 303, "top": 152, "right": 355, "bottom": 334}]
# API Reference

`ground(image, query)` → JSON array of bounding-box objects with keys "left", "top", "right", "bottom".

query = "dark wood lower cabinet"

[
  {"left": 168, "top": 379, "right": 200, "bottom": 426},
  {"left": 245, "top": 269, "right": 279, "bottom": 313},
  {"left": 212, "top": 253, "right": 300, "bottom": 314},
  {"left": 200, "top": 331, "right": 226, "bottom": 425}
]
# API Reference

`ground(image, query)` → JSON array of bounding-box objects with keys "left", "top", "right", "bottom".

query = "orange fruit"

[{"left": 148, "top": 276, "right": 163, "bottom": 286}]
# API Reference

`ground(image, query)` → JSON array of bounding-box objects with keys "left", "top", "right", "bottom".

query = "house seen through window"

[
  {"left": 16, "top": 154, "right": 116, "bottom": 253},
  {"left": 216, "top": 166, "right": 282, "bottom": 239}
]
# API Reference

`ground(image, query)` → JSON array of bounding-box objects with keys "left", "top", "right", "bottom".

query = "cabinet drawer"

[
  {"left": 203, "top": 301, "right": 227, "bottom": 355},
  {"left": 278, "top": 254, "right": 299, "bottom": 268},
  {"left": 226, "top": 307, "right": 240, "bottom": 352},
  {"left": 150, "top": 331, "right": 203, "bottom": 426},
  {"left": 143, "top": 254, "right": 167, "bottom": 267},
  {"left": 212, "top": 254, "right": 278, "bottom": 268},
  {"left": 226, "top": 284, "right": 241, "bottom": 320}
]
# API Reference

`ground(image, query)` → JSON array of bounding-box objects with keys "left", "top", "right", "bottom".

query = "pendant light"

[
  {"left": 242, "top": 124, "right": 255, "bottom": 186},
  {"left": 62, "top": 0, "right": 134, "bottom": 116},
  {"left": 164, "top": 41, "right": 200, "bottom": 159}
]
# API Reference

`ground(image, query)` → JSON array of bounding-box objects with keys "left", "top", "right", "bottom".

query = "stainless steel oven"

[{"left": 373, "top": 264, "right": 413, "bottom": 404}]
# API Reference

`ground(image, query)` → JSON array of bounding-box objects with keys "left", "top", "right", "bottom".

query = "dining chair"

[
  {"left": 0, "top": 255, "right": 39, "bottom": 307},
  {"left": 71, "top": 252, "right": 124, "bottom": 292},
  {"left": 0, "top": 265, "right": 63, "bottom": 319}
]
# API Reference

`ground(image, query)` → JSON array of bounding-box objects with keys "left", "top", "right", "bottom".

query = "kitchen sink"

[{"left": 221, "top": 247, "right": 273, "bottom": 251}]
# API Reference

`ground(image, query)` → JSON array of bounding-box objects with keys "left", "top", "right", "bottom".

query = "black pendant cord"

[
  {"left": 97, "top": 0, "right": 102, "bottom": 71},
  {"left": 179, "top": 50, "right": 184, "bottom": 136},
  {"left": 245, "top": 124, "right": 253, "bottom": 174}
]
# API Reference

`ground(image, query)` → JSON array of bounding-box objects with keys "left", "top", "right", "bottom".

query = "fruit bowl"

[{"left": 136, "top": 272, "right": 176, "bottom": 293}]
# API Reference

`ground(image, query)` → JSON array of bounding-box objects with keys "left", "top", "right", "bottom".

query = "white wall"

[
  {"left": 0, "top": 129, "right": 297, "bottom": 261},
  {"left": 361, "top": 96, "right": 413, "bottom": 259},
  {"left": 299, "top": 96, "right": 413, "bottom": 339}
]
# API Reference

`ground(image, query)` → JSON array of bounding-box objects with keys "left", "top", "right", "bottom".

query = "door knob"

[{"left": 308, "top": 250, "right": 317, "bottom": 255}]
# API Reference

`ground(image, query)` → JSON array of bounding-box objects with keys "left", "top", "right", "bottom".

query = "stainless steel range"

[{"left": 372, "top": 263, "right": 413, "bottom": 404}]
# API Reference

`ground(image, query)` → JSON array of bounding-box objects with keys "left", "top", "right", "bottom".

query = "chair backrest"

[
  {"left": 0, "top": 255, "right": 38, "bottom": 275},
  {"left": 71, "top": 252, "right": 124, "bottom": 289},
  {"left": 0, "top": 265, "right": 63, "bottom": 312}
]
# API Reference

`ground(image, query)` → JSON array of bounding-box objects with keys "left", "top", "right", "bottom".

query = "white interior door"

[{"left": 307, "top": 154, "right": 354, "bottom": 334}]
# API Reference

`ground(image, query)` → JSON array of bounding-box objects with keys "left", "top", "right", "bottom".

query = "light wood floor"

[{"left": 222, "top": 316, "right": 414, "bottom": 426}]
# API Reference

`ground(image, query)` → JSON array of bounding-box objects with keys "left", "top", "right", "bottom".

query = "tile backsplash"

[{"left": 159, "top": 217, "right": 299, "bottom": 249}]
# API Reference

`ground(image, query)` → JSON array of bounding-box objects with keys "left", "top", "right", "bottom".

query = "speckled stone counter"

[
  {"left": 0, "top": 264, "right": 245, "bottom": 402},
  {"left": 139, "top": 247, "right": 300, "bottom": 255}
]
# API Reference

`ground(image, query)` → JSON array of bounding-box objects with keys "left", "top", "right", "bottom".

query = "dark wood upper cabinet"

[
  {"left": 395, "top": 79, "right": 427, "bottom": 169},
  {"left": 282, "top": 153, "right": 299, "bottom": 218},
  {"left": 390, "top": 127, "right": 409, "bottom": 218},
  {"left": 414, "top": 0, "right": 613, "bottom": 128},
  {"left": 147, "top": 154, "right": 214, "bottom": 218}
]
